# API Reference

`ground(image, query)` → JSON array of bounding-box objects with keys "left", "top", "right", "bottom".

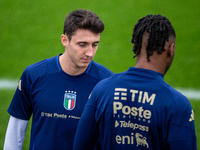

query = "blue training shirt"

[
  {"left": 73, "top": 67, "right": 197, "bottom": 150},
  {"left": 8, "top": 55, "right": 114, "bottom": 150}
]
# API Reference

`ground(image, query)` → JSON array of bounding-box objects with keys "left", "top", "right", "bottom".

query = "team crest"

[{"left": 64, "top": 91, "right": 76, "bottom": 110}]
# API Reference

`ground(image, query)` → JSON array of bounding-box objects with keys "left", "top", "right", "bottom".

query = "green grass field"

[{"left": 0, "top": 0, "right": 199, "bottom": 149}]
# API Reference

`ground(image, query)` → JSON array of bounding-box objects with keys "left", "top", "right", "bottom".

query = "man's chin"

[{"left": 79, "top": 62, "right": 90, "bottom": 68}]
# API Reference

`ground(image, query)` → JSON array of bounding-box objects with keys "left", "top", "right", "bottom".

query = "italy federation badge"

[{"left": 64, "top": 91, "right": 76, "bottom": 110}]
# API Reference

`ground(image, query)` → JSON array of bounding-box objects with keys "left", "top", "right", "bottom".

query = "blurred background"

[{"left": 0, "top": 0, "right": 199, "bottom": 149}]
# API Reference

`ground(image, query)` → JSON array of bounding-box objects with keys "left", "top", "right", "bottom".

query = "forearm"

[{"left": 3, "top": 116, "right": 29, "bottom": 150}]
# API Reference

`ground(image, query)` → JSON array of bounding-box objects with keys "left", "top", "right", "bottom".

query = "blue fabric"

[
  {"left": 8, "top": 55, "right": 114, "bottom": 150},
  {"left": 73, "top": 67, "right": 197, "bottom": 150}
]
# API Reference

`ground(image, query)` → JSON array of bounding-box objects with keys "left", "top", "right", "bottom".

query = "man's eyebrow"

[{"left": 77, "top": 41, "right": 100, "bottom": 44}]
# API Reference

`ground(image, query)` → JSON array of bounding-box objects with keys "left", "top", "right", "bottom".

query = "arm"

[
  {"left": 168, "top": 124, "right": 197, "bottom": 150},
  {"left": 167, "top": 88, "right": 197, "bottom": 150},
  {"left": 73, "top": 105, "right": 99, "bottom": 150},
  {"left": 3, "top": 116, "right": 29, "bottom": 150}
]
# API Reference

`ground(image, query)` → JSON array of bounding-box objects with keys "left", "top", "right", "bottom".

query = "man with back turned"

[{"left": 73, "top": 14, "right": 197, "bottom": 150}]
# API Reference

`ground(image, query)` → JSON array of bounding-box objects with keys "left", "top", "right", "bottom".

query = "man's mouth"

[{"left": 81, "top": 58, "right": 91, "bottom": 63}]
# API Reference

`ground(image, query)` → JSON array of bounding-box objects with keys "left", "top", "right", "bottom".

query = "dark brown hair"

[{"left": 63, "top": 9, "right": 104, "bottom": 41}]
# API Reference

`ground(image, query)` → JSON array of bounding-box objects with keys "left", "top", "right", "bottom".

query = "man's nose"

[{"left": 85, "top": 46, "right": 94, "bottom": 57}]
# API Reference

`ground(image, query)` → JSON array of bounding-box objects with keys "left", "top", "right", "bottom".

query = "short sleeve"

[{"left": 8, "top": 68, "right": 33, "bottom": 120}]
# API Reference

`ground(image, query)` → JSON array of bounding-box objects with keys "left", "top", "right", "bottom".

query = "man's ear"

[
  {"left": 61, "top": 34, "right": 69, "bottom": 47},
  {"left": 167, "top": 43, "right": 175, "bottom": 57}
]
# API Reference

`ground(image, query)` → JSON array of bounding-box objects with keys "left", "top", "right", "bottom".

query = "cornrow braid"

[{"left": 131, "top": 15, "right": 175, "bottom": 61}]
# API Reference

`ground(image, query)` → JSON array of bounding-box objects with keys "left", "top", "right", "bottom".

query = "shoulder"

[
  {"left": 168, "top": 86, "right": 191, "bottom": 108},
  {"left": 91, "top": 72, "right": 124, "bottom": 94},
  {"left": 167, "top": 86, "right": 195, "bottom": 126},
  {"left": 87, "top": 73, "right": 125, "bottom": 109},
  {"left": 168, "top": 86, "right": 193, "bottom": 117},
  {"left": 87, "top": 61, "right": 114, "bottom": 80},
  {"left": 23, "top": 56, "right": 58, "bottom": 80},
  {"left": 159, "top": 84, "right": 192, "bottom": 112}
]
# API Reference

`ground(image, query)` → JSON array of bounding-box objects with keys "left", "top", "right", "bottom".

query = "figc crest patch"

[{"left": 64, "top": 91, "right": 76, "bottom": 110}]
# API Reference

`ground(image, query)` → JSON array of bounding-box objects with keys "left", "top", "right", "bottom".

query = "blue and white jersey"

[
  {"left": 8, "top": 54, "right": 114, "bottom": 150},
  {"left": 73, "top": 67, "right": 197, "bottom": 150}
]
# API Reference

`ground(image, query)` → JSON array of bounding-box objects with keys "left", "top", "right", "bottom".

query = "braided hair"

[{"left": 131, "top": 15, "right": 176, "bottom": 61}]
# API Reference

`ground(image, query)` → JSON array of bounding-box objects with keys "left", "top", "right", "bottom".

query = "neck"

[
  {"left": 135, "top": 52, "right": 167, "bottom": 75},
  {"left": 59, "top": 54, "right": 87, "bottom": 76}
]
